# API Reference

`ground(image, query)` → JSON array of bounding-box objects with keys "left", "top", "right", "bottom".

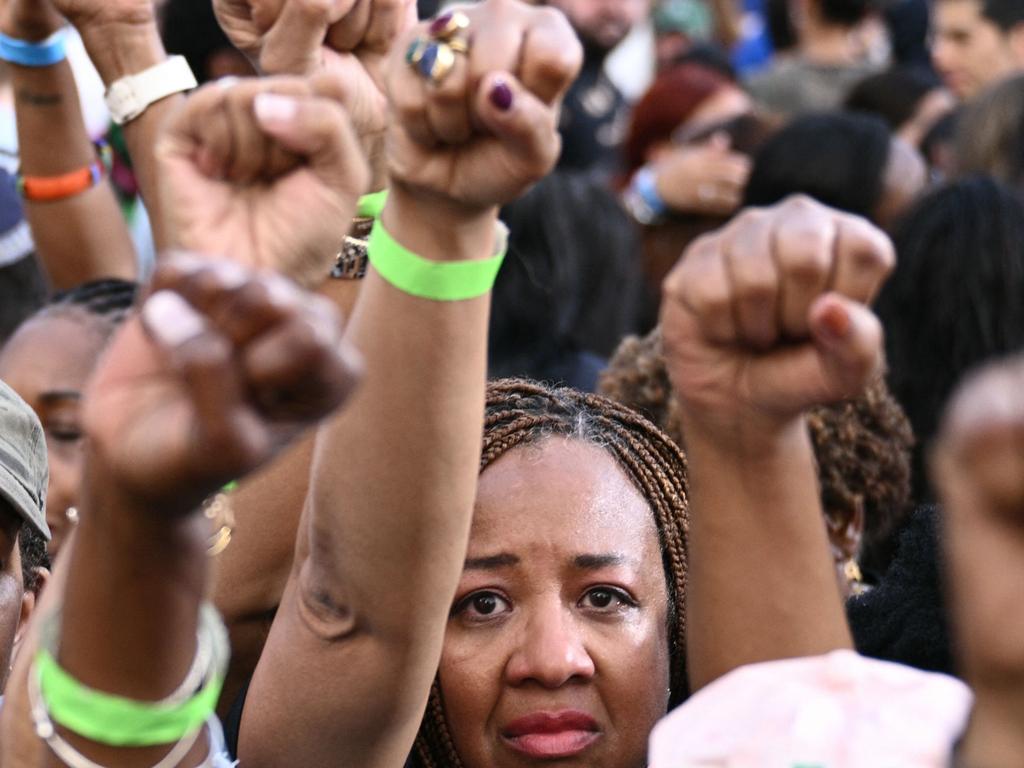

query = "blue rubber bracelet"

[
  {"left": 0, "top": 28, "right": 68, "bottom": 67},
  {"left": 633, "top": 166, "right": 668, "bottom": 219}
]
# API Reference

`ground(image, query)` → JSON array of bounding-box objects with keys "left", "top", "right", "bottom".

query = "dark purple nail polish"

[
  {"left": 429, "top": 12, "right": 453, "bottom": 36},
  {"left": 490, "top": 80, "right": 513, "bottom": 112}
]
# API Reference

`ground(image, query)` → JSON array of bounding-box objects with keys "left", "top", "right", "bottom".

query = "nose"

[{"left": 505, "top": 598, "right": 596, "bottom": 688}]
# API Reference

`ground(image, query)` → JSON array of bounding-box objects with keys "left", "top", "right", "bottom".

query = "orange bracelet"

[{"left": 17, "top": 141, "right": 112, "bottom": 203}]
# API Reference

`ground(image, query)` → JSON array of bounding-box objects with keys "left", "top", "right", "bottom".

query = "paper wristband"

[
  {"left": 0, "top": 28, "right": 68, "bottom": 67},
  {"left": 357, "top": 189, "right": 388, "bottom": 219},
  {"left": 368, "top": 219, "right": 508, "bottom": 301},
  {"left": 36, "top": 648, "right": 224, "bottom": 747}
]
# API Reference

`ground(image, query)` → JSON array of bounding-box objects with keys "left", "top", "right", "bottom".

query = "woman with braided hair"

[
  {"left": 411, "top": 377, "right": 689, "bottom": 767},
  {"left": 0, "top": 279, "right": 138, "bottom": 558}
]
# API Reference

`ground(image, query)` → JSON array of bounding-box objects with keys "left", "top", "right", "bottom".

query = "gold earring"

[{"left": 844, "top": 559, "right": 869, "bottom": 596}]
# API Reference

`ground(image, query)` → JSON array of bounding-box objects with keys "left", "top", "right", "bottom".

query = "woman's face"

[
  {"left": 440, "top": 437, "right": 672, "bottom": 768},
  {"left": 0, "top": 312, "right": 108, "bottom": 558}
]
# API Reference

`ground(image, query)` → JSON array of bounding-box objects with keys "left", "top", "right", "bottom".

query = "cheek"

[
  {"left": 437, "top": 629, "right": 510, "bottom": 766},
  {"left": 594, "top": 608, "right": 673, "bottom": 727}
]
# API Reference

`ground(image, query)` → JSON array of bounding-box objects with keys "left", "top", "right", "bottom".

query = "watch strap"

[{"left": 105, "top": 56, "right": 197, "bottom": 126}]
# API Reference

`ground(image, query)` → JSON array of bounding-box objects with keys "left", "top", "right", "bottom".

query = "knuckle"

[{"left": 781, "top": 244, "right": 830, "bottom": 284}]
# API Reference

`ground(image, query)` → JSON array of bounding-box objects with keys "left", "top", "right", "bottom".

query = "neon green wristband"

[
  {"left": 34, "top": 603, "right": 228, "bottom": 748},
  {"left": 367, "top": 218, "right": 508, "bottom": 301},
  {"left": 357, "top": 189, "right": 388, "bottom": 219}
]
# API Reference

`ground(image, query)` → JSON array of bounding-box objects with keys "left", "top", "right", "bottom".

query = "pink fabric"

[{"left": 649, "top": 650, "right": 972, "bottom": 768}]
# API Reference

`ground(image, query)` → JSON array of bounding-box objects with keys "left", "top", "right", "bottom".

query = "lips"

[{"left": 502, "top": 711, "right": 601, "bottom": 759}]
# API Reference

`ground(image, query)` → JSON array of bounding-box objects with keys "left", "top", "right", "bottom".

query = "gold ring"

[{"left": 407, "top": 39, "right": 458, "bottom": 85}]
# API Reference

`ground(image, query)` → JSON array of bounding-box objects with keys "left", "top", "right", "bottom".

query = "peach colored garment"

[{"left": 649, "top": 650, "right": 972, "bottom": 768}]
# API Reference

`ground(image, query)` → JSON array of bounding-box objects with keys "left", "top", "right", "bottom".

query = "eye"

[
  {"left": 47, "top": 425, "right": 83, "bottom": 444},
  {"left": 453, "top": 590, "right": 512, "bottom": 622},
  {"left": 579, "top": 587, "right": 636, "bottom": 612}
]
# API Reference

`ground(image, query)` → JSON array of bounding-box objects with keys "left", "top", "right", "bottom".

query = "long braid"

[{"left": 411, "top": 378, "right": 690, "bottom": 767}]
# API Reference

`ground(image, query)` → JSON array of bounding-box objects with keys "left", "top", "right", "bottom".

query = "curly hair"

[
  {"left": 598, "top": 328, "right": 914, "bottom": 579},
  {"left": 411, "top": 378, "right": 690, "bottom": 768}
]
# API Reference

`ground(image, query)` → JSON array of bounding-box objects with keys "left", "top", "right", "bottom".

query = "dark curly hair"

[
  {"left": 599, "top": 328, "right": 914, "bottom": 579},
  {"left": 411, "top": 378, "right": 690, "bottom": 767}
]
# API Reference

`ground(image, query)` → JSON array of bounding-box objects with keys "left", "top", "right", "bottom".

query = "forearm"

[
  {"left": 305, "top": 184, "right": 495, "bottom": 638},
  {"left": 76, "top": 20, "right": 180, "bottom": 251},
  {"left": 3, "top": 27, "right": 136, "bottom": 287},
  {"left": 53, "top": 451, "right": 210, "bottom": 766},
  {"left": 682, "top": 416, "right": 853, "bottom": 691}
]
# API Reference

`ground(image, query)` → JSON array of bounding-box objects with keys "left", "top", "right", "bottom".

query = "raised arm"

[
  {"left": 934, "top": 356, "right": 1024, "bottom": 767},
  {"left": 48, "top": 0, "right": 189, "bottom": 251},
  {"left": 238, "top": 3, "right": 581, "bottom": 766},
  {"left": 660, "top": 196, "right": 894, "bottom": 690},
  {"left": 214, "top": 0, "right": 417, "bottom": 191},
  {"left": 1, "top": 255, "right": 360, "bottom": 768},
  {"left": 0, "top": 0, "right": 136, "bottom": 288}
]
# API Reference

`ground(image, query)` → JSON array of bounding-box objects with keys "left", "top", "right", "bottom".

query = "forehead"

[
  {"left": 472, "top": 437, "right": 661, "bottom": 560},
  {"left": 0, "top": 313, "right": 107, "bottom": 397},
  {"left": 935, "top": 0, "right": 990, "bottom": 29}
]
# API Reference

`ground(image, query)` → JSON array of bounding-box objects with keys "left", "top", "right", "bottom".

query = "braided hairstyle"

[
  {"left": 40, "top": 279, "right": 138, "bottom": 334},
  {"left": 411, "top": 378, "right": 690, "bottom": 768}
]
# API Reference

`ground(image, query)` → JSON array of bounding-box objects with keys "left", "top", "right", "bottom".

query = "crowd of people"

[{"left": 0, "top": 0, "right": 1019, "bottom": 765}]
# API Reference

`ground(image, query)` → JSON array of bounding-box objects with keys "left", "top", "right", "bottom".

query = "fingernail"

[
  {"left": 254, "top": 93, "right": 299, "bottom": 126},
  {"left": 489, "top": 79, "right": 513, "bottom": 112},
  {"left": 142, "top": 291, "right": 206, "bottom": 347},
  {"left": 207, "top": 260, "right": 249, "bottom": 290},
  {"left": 818, "top": 302, "right": 851, "bottom": 341},
  {"left": 428, "top": 12, "right": 453, "bottom": 36}
]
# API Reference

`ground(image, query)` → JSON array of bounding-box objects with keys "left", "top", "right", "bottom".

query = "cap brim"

[{"left": 0, "top": 462, "right": 50, "bottom": 540}]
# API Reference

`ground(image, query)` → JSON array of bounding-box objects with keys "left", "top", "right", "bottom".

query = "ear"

[
  {"left": 825, "top": 501, "right": 865, "bottom": 563},
  {"left": 15, "top": 566, "right": 50, "bottom": 645}
]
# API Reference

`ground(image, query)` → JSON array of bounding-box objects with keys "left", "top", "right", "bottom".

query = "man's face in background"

[{"left": 549, "top": 0, "right": 650, "bottom": 54}]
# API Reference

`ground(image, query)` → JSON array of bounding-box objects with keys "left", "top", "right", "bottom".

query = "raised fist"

[
  {"left": 385, "top": 0, "right": 582, "bottom": 213},
  {"left": 84, "top": 255, "right": 362, "bottom": 514},
  {"left": 661, "top": 195, "right": 894, "bottom": 442},
  {"left": 157, "top": 74, "right": 368, "bottom": 288}
]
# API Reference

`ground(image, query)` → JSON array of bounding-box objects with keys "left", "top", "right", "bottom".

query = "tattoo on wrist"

[{"left": 16, "top": 88, "right": 62, "bottom": 107}]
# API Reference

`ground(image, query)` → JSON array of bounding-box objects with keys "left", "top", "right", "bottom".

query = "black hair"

[
  {"left": 743, "top": 112, "right": 893, "bottom": 221},
  {"left": 766, "top": 0, "right": 798, "bottom": 51},
  {"left": 490, "top": 172, "right": 645, "bottom": 390},
  {"left": 159, "top": 0, "right": 242, "bottom": 84},
  {"left": 44, "top": 278, "right": 138, "bottom": 330},
  {"left": 875, "top": 175, "right": 1024, "bottom": 502},
  {"left": 981, "top": 0, "right": 1024, "bottom": 30},
  {"left": 670, "top": 43, "right": 738, "bottom": 80},
  {"left": 845, "top": 67, "right": 942, "bottom": 133},
  {"left": 820, "top": 0, "right": 874, "bottom": 26},
  {"left": 19, "top": 523, "right": 48, "bottom": 593},
  {"left": 0, "top": 254, "right": 47, "bottom": 347}
]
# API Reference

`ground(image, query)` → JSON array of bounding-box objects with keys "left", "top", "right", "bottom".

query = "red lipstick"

[{"left": 502, "top": 711, "right": 601, "bottom": 759}]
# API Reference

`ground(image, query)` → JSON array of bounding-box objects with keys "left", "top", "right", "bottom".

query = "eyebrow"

[
  {"left": 573, "top": 553, "right": 633, "bottom": 570},
  {"left": 39, "top": 390, "right": 81, "bottom": 404},
  {"left": 464, "top": 553, "right": 520, "bottom": 570}
]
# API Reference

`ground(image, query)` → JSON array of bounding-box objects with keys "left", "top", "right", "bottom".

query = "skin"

[
  {"left": 548, "top": 0, "right": 648, "bottom": 53},
  {"left": 0, "top": 313, "right": 109, "bottom": 559},
  {"left": 897, "top": 88, "right": 956, "bottom": 149},
  {"left": 875, "top": 137, "right": 927, "bottom": 232},
  {"left": 0, "top": 501, "right": 29, "bottom": 691},
  {"left": 932, "top": 0, "right": 1021, "bottom": 100},
  {"left": 440, "top": 438, "right": 671, "bottom": 768}
]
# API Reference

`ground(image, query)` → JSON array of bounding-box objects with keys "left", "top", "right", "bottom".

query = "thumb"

[
  {"left": 808, "top": 293, "right": 885, "bottom": 400},
  {"left": 253, "top": 91, "right": 369, "bottom": 197},
  {"left": 473, "top": 71, "right": 561, "bottom": 177},
  {"left": 260, "top": 0, "right": 348, "bottom": 74}
]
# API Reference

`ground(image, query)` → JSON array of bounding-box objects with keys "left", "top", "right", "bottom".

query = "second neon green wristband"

[{"left": 367, "top": 218, "right": 508, "bottom": 301}]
